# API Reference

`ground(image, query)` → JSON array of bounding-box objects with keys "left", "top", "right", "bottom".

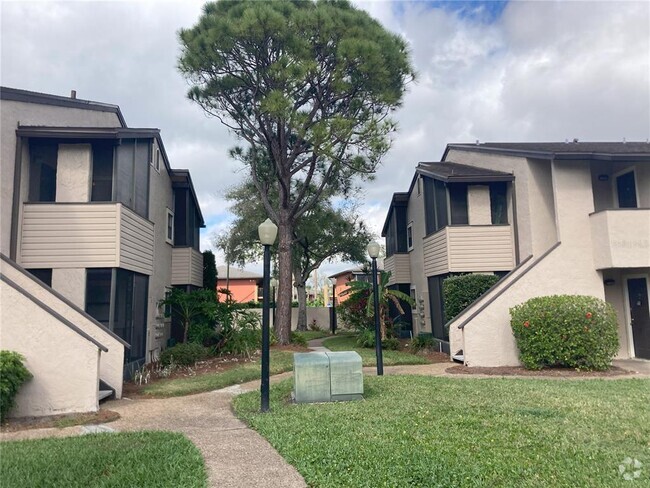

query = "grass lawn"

[
  {"left": 233, "top": 376, "right": 650, "bottom": 487},
  {"left": 323, "top": 335, "right": 430, "bottom": 366},
  {"left": 294, "top": 330, "right": 331, "bottom": 341},
  {"left": 0, "top": 431, "right": 207, "bottom": 487},
  {"left": 141, "top": 350, "right": 295, "bottom": 397}
]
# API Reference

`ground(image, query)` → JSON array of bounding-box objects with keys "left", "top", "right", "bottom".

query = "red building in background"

[{"left": 217, "top": 266, "right": 263, "bottom": 303}]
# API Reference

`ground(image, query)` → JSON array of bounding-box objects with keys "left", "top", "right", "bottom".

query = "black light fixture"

[
  {"left": 598, "top": 174, "right": 609, "bottom": 181},
  {"left": 258, "top": 218, "right": 278, "bottom": 412},
  {"left": 604, "top": 279, "right": 616, "bottom": 286},
  {"left": 367, "top": 241, "right": 383, "bottom": 376}
]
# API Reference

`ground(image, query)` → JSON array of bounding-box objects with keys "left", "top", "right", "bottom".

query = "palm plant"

[{"left": 342, "top": 271, "right": 414, "bottom": 340}]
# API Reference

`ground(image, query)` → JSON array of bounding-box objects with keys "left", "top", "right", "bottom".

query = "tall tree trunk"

[
  {"left": 294, "top": 268, "right": 308, "bottom": 331},
  {"left": 275, "top": 211, "right": 293, "bottom": 344}
]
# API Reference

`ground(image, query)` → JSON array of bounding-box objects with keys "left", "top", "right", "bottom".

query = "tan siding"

[
  {"left": 423, "top": 229, "right": 449, "bottom": 276},
  {"left": 20, "top": 204, "right": 118, "bottom": 268},
  {"left": 385, "top": 254, "right": 410, "bottom": 285},
  {"left": 448, "top": 226, "right": 514, "bottom": 272},
  {"left": 118, "top": 205, "right": 154, "bottom": 275},
  {"left": 171, "top": 247, "right": 204, "bottom": 287}
]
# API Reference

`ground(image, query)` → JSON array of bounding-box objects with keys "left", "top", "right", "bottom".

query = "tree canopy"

[{"left": 179, "top": 0, "right": 415, "bottom": 342}]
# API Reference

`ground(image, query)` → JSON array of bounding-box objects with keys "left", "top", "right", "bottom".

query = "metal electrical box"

[{"left": 293, "top": 351, "right": 363, "bottom": 403}]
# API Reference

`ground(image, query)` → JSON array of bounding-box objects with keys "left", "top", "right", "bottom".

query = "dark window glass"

[
  {"left": 167, "top": 211, "right": 174, "bottom": 242},
  {"left": 91, "top": 143, "right": 114, "bottom": 202},
  {"left": 407, "top": 225, "right": 413, "bottom": 250},
  {"left": 490, "top": 182, "right": 508, "bottom": 224},
  {"left": 395, "top": 206, "right": 408, "bottom": 253},
  {"left": 423, "top": 177, "right": 436, "bottom": 235},
  {"left": 427, "top": 275, "right": 448, "bottom": 341},
  {"left": 86, "top": 269, "right": 112, "bottom": 327},
  {"left": 174, "top": 188, "right": 188, "bottom": 246},
  {"left": 434, "top": 179, "right": 448, "bottom": 231},
  {"left": 449, "top": 184, "right": 468, "bottom": 225},
  {"left": 28, "top": 141, "right": 58, "bottom": 202},
  {"left": 28, "top": 268, "right": 52, "bottom": 287},
  {"left": 114, "top": 269, "right": 148, "bottom": 365},
  {"left": 616, "top": 171, "right": 638, "bottom": 208}
]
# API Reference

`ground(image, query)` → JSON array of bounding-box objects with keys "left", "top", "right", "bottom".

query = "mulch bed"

[
  {"left": 445, "top": 365, "right": 633, "bottom": 377},
  {"left": 1, "top": 409, "right": 120, "bottom": 433}
]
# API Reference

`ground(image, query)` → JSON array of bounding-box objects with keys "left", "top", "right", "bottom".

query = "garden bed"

[
  {"left": 446, "top": 364, "right": 633, "bottom": 377},
  {"left": 1, "top": 409, "right": 120, "bottom": 433}
]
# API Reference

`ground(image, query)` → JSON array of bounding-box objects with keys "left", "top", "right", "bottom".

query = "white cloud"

[{"left": 2, "top": 0, "right": 648, "bottom": 278}]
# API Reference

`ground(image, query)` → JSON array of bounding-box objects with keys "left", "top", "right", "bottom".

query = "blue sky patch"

[{"left": 393, "top": 1, "right": 508, "bottom": 23}]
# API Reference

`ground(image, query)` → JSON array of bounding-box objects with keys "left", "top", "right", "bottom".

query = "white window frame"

[
  {"left": 165, "top": 208, "right": 174, "bottom": 245},
  {"left": 152, "top": 147, "right": 161, "bottom": 173},
  {"left": 406, "top": 223, "right": 414, "bottom": 251}
]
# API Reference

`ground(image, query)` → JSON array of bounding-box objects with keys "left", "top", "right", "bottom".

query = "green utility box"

[{"left": 293, "top": 351, "right": 363, "bottom": 403}]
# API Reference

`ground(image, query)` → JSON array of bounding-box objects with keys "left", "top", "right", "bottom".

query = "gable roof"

[
  {"left": 217, "top": 266, "right": 263, "bottom": 280},
  {"left": 445, "top": 141, "right": 650, "bottom": 161},
  {"left": 417, "top": 162, "right": 514, "bottom": 183},
  {"left": 1, "top": 86, "right": 127, "bottom": 127}
]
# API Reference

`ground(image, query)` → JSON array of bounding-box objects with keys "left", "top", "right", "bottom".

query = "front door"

[{"left": 627, "top": 277, "right": 650, "bottom": 359}]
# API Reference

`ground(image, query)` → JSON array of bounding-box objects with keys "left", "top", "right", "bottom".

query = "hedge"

[
  {"left": 443, "top": 273, "right": 501, "bottom": 323},
  {"left": 0, "top": 351, "right": 32, "bottom": 421},
  {"left": 510, "top": 295, "right": 619, "bottom": 371}
]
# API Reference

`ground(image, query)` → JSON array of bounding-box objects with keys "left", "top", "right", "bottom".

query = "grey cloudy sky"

[{"left": 2, "top": 0, "right": 649, "bottom": 279}]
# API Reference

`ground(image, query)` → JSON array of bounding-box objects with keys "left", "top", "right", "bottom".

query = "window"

[
  {"left": 448, "top": 184, "right": 469, "bottom": 225},
  {"left": 153, "top": 148, "right": 161, "bottom": 173},
  {"left": 424, "top": 177, "right": 449, "bottom": 235},
  {"left": 615, "top": 171, "right": 638, "bottom": 208},
  {"left": 407, "top": 223, "right": 413, "bottom": 251},
  {"left": 166, "top": 209, "right": 174, "bottom": 244},
  {"left": 489, "top": 182, "right": 508, "bottom": 224},
  {"left": 28, "top": 269, "right": 52, "bottom": 287}
]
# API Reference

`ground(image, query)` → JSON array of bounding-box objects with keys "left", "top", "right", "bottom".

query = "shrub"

[
  {"left": 290, "top": 332, "right": 308, "bottom": 347},
  {"left": 411, "top": 333, "right": 436, "bottom": 351},
  {"left": 0, "top": 351, "right": 32, "bottom": 421},
  {"left": 510, "top": 295, "right": 619, "bottom": 371},
  {"left": 339, "top": 290, "right": 372, "bottom": 332},
  {"left": 381, "top": 337, "right": 400, "bottom": 350},
  {"left": 443, "top": 273, "right": 501, "bottom": 323},
  {"left": 159, "top": 343, "right": 209, "bottom": 367},
  {"left": 219, "top": 310, "right": 267, "bottom": 358},
  {"left": 355, "top": 331, "right": 400, "bottom": 350}
]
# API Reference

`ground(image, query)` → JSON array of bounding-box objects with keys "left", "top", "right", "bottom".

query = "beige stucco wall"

[
  {"left": 468, "top": 185, "right": 491, "bottom": 225},
  {"left": 1, "top": 259, "right": 125, "bottom": 396},
  {"left": 451, "top": 161, "right": 607, "bottom": 366},
  {"left": 406, "top": 174, "right": 431, "bottom": 335},
  {"left": 56, "top": 144, "right": 92, "bottom": 202},
  {"left": 591, "top": 162, "right": 650, "bottom": 211},
  {"left": 1, "top": 98, "right": 121, "bottom": 257},
  {"left": 0, "top": 282, "right": 100, "bottom": 417},
  {"left": 590, "top": 210, "right": 650, "bottom": 269},
  {"left": 146, "top": 138, "right": 174, "bottom": 360},
  {"left": 51, "top": 268, "right": 86, "bottom": 308}
]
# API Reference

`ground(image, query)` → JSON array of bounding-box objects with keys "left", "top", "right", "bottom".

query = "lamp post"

[
  {"left": 258, "top": 218, "right": 278, "bottom": 412},
  {"left": 367, "top": 241, "right": 383, "bottom": 376},
  {"left": 329, "top": 277, "right": 337, "bottom": 335},
  {"left": 270, "top": 278, "right": 278, "bottom": 330}
]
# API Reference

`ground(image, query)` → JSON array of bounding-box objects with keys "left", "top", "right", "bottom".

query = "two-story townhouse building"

[
  {"left": 383, "top": 142, "right": 649, "bottom": 365},
  {"left": 0, "top": 87, "right": 204, "bottom": 417}
]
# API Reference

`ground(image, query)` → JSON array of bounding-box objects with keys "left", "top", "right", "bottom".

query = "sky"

[{"left": 2, "top": 0, "right": 649, "bottom": 281}]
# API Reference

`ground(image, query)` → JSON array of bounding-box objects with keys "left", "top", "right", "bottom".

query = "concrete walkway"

[{"left": 2, "top": 340, "right": 648, "bottom": 488}]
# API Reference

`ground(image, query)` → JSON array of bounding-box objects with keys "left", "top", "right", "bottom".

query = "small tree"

[
  {"left": 160, "top": 289, "right": 218, "bottom": 343},
  {"left": 202, "top": 250, "right": 218, "bottom": 294},
  {"left": 342, "top": 271, "right": 414, "bottom": 340}
]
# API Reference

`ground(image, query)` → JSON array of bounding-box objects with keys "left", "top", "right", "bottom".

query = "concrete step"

[{"left": 98, "top": 389, "right": 113, "bottom": 402}]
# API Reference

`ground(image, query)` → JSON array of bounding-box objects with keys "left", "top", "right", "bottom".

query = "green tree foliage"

[
  {"left": 443, "top": 273, "right": 501, "bottom": 324},
  {"left": 178, "top": 0, "right": 415, "bottom": 343},
  {"left": 510, "top": 295, "right": 619, "bottom": 371},
  {"left": 202, "top": 250, "right": 218, "bottom": 294},
  {"left": 160, "top": 289, "right": 218, "bottom": 343},
  {"left": 342, "top": 271, "right": 414, "bottom": 340},
  {"left": 216, "top": 179, "right": 373, "bottom": 331},
  {"left": 0, "top": 351, "right": 32, "bottom": 421}
]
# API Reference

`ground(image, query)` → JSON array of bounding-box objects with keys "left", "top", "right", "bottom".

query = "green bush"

[
  {"left": 381, "top": 337, "right": 400, "bottom": 350},
  {"left": 219, "top": 310, "right": 267, "bottom": 358},
  {"left": 411, "top": 333, "right": 436, "bottom": 351},
  {"left": 290, "top": 332, "right": 308, "bottom": 347},
  {"left": 0, "top": 351, "right": 32, "bottom": 421},
  {"left": 355, "top": 331, "right": 400, "bottom": 350},
  {"left": 443, "top": 273, "right": 501, "bottom": 323},
  {"left": 510, "top": 295, "right": 619, "bottom": 371},
  {"left": 159, "top": 343, "right": 209, "bottom": 367}
]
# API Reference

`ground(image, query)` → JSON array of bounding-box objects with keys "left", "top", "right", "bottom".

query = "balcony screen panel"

[
  {"left": 91, "top": 143, "right": 114, "bottom": 202},
  {"left": 427, "top": 274, "right": 449, "bottom": 341},
  {"left": 174, "top": 188, "right": 188, "bottom": 246},
  {"left": 115, "top": 141, "right": 135, "bottom": 210},
  {"left": 133, "top": 141, "right": 150, "bottom": 218},
  {"left": 434, "top": 179, "right": 448, "bottom": 231},
  {"left": 85, "top": 268, "right": 112, "bottom": 328},
  {"left": 28, "top": 141, "right": 58, "bottom": 202},
  {"left": 385, "top": 212, "right": 397, "bottom": 257},
  {"left": 490, "top": 182, "right": 508, "bottom": 224},
  {"left": 449, "top": 183, "right": 468, "bottom": 225},
  {"left": 395, "top": 206, "right": 408, "bottom": 253},
  {"left": 423, "top": 177, "right": 436, "bottom": 235}
]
